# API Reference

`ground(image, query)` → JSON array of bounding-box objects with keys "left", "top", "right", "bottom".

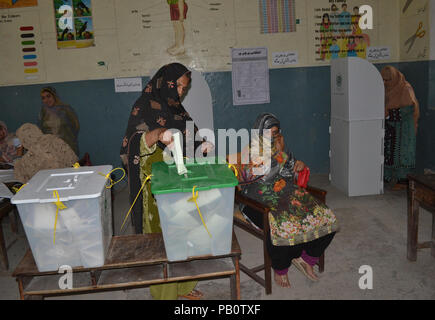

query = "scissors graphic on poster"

[
  {"left": 402, "top": 0, "right": 414, "bottom": 13},
  {"left": 404, "top": 22, "right": 426, "bottom": 53}
]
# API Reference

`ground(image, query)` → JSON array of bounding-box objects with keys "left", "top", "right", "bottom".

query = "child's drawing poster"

[{"left": 312, "top": 0, "right": 371, "bottom": 62}]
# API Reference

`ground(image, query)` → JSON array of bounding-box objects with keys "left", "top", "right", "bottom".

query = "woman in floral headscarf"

[
  {"left": 120, "top": 63, "right": 212, "bottom": 300},
  {"left": 234, "top": 113, "right": 338, "bottom": 288},
  {"left": 381, "top": 66, "right": 420, "bottom": 189},
  {"left": 0, "top": 121, "right": 23, "bottom": 164}
]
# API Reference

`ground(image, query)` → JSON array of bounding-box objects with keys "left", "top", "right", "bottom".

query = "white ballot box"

[{"left": 11, "top": 166, "right": 113, "bottom": 272}]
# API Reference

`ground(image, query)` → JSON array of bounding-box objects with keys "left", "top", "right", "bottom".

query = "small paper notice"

[
  {"left": 272, "top": 51, "right": 298, "bottom": 66},
  {"left": 366, "top": 47, "right": 391, "bottom": 61},
  {"left": 114, "top": 77, "right": 143, "bottom": 93}
]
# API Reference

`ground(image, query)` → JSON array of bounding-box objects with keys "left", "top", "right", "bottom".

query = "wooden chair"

[{"left": 233, "top": 185, "right": 327, "bottom": 295}]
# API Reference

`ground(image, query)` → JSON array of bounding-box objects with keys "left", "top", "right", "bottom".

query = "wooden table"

[
  {"left": 407, "top": 174, "right": 435, "bottom": 261},
  {"left": 12, "top": 233, "right": 241, "bottom": 300}
]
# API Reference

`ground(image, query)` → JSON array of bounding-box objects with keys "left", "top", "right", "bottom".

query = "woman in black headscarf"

[
  {"left": 235, "top": 113, "right": 338, "bottom": 288},
  {"left": 120, "top": 63, "right": 211, "bottom": 300}
]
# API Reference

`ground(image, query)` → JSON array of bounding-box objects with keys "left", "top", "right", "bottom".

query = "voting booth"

[{"left": 330, "top": 57, "right": 385, "bottom": 197}]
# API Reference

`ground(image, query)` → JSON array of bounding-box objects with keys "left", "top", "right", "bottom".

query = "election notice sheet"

[{"left": 231, "top": 47, "right": 270, "bottom": 106}]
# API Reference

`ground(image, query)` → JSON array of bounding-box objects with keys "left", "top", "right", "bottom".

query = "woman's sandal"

[
  {"left": 179, "top": 289, "right": 204, "bottom": 300},
  {"left": 292, "top": 258, "right": 319, "bottom": 282}
]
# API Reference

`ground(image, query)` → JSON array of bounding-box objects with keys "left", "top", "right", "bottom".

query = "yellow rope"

[
  {"left": 227, "top": 164, "right": 239, "bottom": 177},
  {"left": 13, "top": 184, "right": 27, "bottom": 193},
  {"left": 53, "top": 190, "right": 67, "bottom": 245},
  {"left": 98, "top": 168, "right": 126, "bottom": 189},
  {"left": 120, "top": 174, "right": 153, "bottom": 232},
  {"left": 188, "top": 186, "right": 212, "bottom": 238}
]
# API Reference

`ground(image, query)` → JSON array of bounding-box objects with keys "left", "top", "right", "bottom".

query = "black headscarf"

[
  {"left": 253, "top": 113, "right": 280, "bottom": 134},
  {"left": 119, "top": 63, "right": 201, "bottom": 234}
]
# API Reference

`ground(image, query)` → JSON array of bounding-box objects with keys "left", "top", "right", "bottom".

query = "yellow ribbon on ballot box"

[
  {"left": 188, "top": 186, "right": 212, "bottom": 238},
  {"left": 227, "top": 164, "right": 239, "bottom": 178},
  {"left": 98, "top": 168, "right": 126, "bottom": 189},
  {"left": 53, "top": 190, "right": 67, "bottom": 245}
]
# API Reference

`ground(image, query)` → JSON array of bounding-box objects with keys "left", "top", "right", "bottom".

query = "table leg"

[
  {"left": 407, "top": 180, "right": 419, "bottom": 261},
  {"left": 235, "top": 258, "right": 240, "bottom": 300},
  {"left": 432, "top": 213, "right": 435, "bottom": 258},
  {"left": 230, "top": 257, "right": 241, "bottom": 300},
  {"left": 0, "top": 221, "right": 9, "bottom": 270}
]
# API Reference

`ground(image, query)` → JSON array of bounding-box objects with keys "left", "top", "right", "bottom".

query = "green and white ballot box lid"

[{"left": 151, "top": 158, "right": 239, "bottom": 195}]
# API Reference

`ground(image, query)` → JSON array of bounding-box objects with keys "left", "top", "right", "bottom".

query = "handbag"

[{"left": 296, "top": 167, "right": 310, "bottom": 188}]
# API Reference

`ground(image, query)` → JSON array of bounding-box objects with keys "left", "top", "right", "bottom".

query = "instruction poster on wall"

[
  {"left": 232, "top": 47, "right": 270, "bottom": 106},
  {"left": 54, "top": 0, "right": 94, "bottom": 49}
]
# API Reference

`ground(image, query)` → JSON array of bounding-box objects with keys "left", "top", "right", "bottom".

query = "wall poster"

[
  {"left": 314, "top": 0, "right": 371, "bottom": 61},
  {"left": 54, "top": 0, "right": 94, "bottom": 49},
  {"left": 0, "top": 0, "right": 38, "bottom": 9}
]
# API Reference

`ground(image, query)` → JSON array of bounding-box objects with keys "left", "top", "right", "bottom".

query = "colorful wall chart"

[
  {"left": 312, "top": 0, "right": 371, "bottom": 62},
  {"left": 259, "top": 0, "right": 297, "bottom": 33},
  {"left": 54, "top": 0, "right": 95, "bottom": 49},
  {"left": 0, "top": 11, "right": 45, "bottom": 85},
  {"left": 0, "top": 0, "right": 37, "bottom": 9},
  {"left": 21, "top": 25, "right": 40, "bottom": 79}
]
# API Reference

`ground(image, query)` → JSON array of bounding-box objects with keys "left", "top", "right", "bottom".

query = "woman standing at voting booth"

[
  {"left": 381, "top": 66, "right": 420, "bottom": 189},
  {"left": 120, "top": 63, "right": 211, "bottom": 300}
]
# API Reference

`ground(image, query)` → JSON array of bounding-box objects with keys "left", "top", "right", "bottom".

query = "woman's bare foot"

[
  {"left": 274, "top": 271, "right": 291, "bottom": 288},
  {"left": 179, "top": 289, "right": 203, "bottom": 300}
]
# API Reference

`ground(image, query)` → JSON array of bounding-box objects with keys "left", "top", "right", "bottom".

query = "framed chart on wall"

[{"left": 54, "top": 0, "right": 95, "bottom": 49}]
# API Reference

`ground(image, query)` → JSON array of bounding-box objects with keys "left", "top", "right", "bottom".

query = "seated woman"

[
  {"left": 39, "top": 87, "right": 80, "bottom": 156},
  {"left": 233, "top": 113, "right": 339, "bottom": 288},
  {"left": 120, "top": 63, "right": 212, "bottom": 300},
  {"left": 0, "top": 121, "right": 23, "bottom": 164}
]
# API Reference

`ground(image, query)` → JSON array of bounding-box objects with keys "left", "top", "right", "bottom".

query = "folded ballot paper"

[{"left": 172, "top": 132, "right": 188, "bottom": 175}]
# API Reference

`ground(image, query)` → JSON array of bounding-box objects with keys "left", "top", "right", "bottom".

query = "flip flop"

[
  {"left": 179, "top": 289, "right": 204, "bottom": 300},
  {"left": 292, "top": 258, "right": 319, "bottom": 282}
]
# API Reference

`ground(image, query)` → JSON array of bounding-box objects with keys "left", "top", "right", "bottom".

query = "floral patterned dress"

[{"left": 238, "top": 151, "right": 339, "bottom": 246}]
